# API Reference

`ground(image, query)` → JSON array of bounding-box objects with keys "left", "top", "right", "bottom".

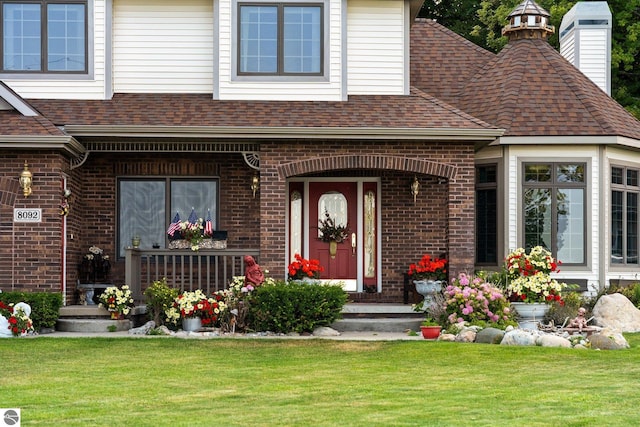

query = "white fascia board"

[
  {"left": 62, "top": 125, "right": 504, "bottom": 141},
  {"left": 0, "top": 84, "right": 39, "bottom": 116}
]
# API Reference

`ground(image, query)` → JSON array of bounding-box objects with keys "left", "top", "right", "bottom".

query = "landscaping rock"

[
  {"left": 500, "top": 329, "right": 538, "bottom": 346},
  {"left": 455, "top": 327, "right": 477, "bottom": 343},
  {"left": 313, "top": 327, "right": 340, "bottom": 337},
  {"left": 439, "top": 333, "right": 456, "bottom": 342},
  {"left": 592, "top": 293, "right": 640, "bottom": 332},
  {"left": 155, "top": 325, "right": 173, "bottom": 335},
  {"left": 474, "top": 327, "right": 505, "bottom": 344},
  {"left": 589, "top": 331, "right": 629, "bottom": 350},
  {"left": 537, "top": 334, "right": 571, "bottom": 348},
  {"left": 129, "top": 320, "right": 155, "bottom": 335}
]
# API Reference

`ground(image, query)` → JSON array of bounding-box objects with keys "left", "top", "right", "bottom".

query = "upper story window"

[
  {"left": 238, "top": 2, "right": 323, "bottom": 76},
  {"left": 1, "top": 0, "right": 87, "bottom": 73}
]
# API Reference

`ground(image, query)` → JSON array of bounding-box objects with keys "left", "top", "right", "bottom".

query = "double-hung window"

[
  {"left": 611, "top": 166, "right": 639, "bottom": 265},
  {"left": 1, "top": 0, "right": 87, "bottom": 72},
  {"left": 238, "top": 2, "right": 323, "bottom": 75},
  {"left": 118, "top": 178, "right": 218, "bottom": 257},
  {"left": 523, "top": 163, "right": 586, "bottom": 264}
]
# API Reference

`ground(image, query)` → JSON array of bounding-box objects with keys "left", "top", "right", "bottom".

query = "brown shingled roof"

[
  {"left": 0, "top": 110, "right": 66, "bottom": 137},
  {"left": 410, "top": 19, "right": 495, "bottom": 106},
  {"left": 28, "top": 89, "right": 497, "bottom": 132},
  {"left": 456, "top": 37, "right": 640, "bottom": 139}
]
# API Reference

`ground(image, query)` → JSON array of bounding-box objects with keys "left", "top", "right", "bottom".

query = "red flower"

[{"left": 8, "top": 317, "right": 17, "bottom": 325}]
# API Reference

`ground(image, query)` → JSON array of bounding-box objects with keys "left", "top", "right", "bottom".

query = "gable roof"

[
  {"left": 28, "top": 89, "right": 501, "bottom": 140},
  {"left": 456, "top": 37, "right": 640, "bottom": 139}
]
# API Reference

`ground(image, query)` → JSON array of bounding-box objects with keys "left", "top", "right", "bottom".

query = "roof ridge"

[{"left": 417, "top": 18, "right": 495, "bottom": 58}]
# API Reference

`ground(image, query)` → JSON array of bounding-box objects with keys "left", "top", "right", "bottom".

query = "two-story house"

[{"left": 2, "top": 0, "right": 640, "bottom": 304}]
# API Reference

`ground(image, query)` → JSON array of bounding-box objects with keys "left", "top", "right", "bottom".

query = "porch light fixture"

[
  {"left": 410, "top": 175, "right": 420, "bottom": 204},
  {"left": 251, "top": 174, "right": 259, "bottom": 198},
  {"left": 19, "top": 161, "right": 33, "bottom": 197}
]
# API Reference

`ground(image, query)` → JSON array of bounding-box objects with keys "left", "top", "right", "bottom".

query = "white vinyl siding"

[
  {"left": 217, "top": 0, "right": 342, "bottom": 101},
  {"left": 576, "top": 29, "right": 608, "bottom": 94},
  {"left": 347, "top": 0, "right": 405, "bottom": 95},
  {"left": 113, "top": 0, "right": 213, "bottom": 93},
  {"left": 1, "top": 0, "right": 105, "bottom": 99}
]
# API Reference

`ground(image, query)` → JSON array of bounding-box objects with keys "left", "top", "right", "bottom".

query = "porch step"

[{"left": 332, "top": 303, "right": 423, "bottom": 332}]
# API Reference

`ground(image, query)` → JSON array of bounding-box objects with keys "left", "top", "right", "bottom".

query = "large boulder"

[
  {"left": 474, "top": 327, "right": 505, "bottom": 344},
  {"left": 592, "top": 293, "right": 640, "bottom": 332},
  {"left": 589, "top": 330, "right": 629, "bottom": 350}
]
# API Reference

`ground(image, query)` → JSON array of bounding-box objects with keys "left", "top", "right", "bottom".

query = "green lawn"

[{"left": 3, "top": 335, "right": 640, "bottom": 426}]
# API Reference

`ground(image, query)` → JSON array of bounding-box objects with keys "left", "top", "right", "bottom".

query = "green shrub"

[
  {"left": 248, "top": 280, "right": 347, "bottom": 333},
  {"left": 143, "top": 278, "right": 179, "bottom": 326},
  {"left": 610, "top": 282, "right": 640, "bottom": 307},
  {"left": 0, "top": 291, "right": 63, "bottom": 330}
]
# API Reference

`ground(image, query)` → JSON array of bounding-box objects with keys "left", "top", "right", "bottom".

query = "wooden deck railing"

[{"left": 125, "top": 248, "right": 260, "bottom": 302}]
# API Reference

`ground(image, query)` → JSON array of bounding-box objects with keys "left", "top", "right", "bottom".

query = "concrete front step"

[{"left": 56, "top": 318, "right": 132, "bottom": 332}]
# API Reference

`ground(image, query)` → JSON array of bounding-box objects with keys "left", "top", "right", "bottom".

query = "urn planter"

[{"left": 512, "top": 302, "right": 550, "bottom": 330}]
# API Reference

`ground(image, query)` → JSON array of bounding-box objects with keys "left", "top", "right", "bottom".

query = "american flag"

[
  {"left": 204, "top": 209, "right": 213, "bottom": 236},
  {"left": 188, "top": 207, "right": 198, "bottom": 224},
  {"left": 167, "top": 212, "right": 181, "bottom": 237}
]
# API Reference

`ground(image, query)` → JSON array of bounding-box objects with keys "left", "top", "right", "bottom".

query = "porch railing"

[{"left": 125, "top": 248, "right": 260, "bottom": 302}]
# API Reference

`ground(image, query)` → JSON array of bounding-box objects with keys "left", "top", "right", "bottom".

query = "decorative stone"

[
  {"left": 438, "top": 333, "right": 456, "bottom": 342},
  {"left": 592, "top": 293, "right": 640, "bottom": 332},
  {"left": 313, "top": 326, "right": 340, "bottom": 337},
  {"left": 455, "top": 327, "right": 477, "bottom": 343},
  {"left": 537, "top": 334, "right": 571, "bottom": 348},
  {"left": 500, "top": 329, "right": 538, "bottom": 346},
  {"left": 128, "top": 320, "right": 155, "bottom": 335},
  {"left": 474, "top": 327, "right": 505, "bottom": 344},
  {"left": 589, "top": 331, "right": 629, "bottom": 350}
]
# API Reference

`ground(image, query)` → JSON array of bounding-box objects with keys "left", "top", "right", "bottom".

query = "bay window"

[
  {"left": 611, "top": 166, "right": 639, "bottom": 265},
  {"left": 523, "top": 163, "right": 586, "bottom": 264}
]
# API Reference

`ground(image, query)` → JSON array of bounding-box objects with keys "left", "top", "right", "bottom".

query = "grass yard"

[{"left": 3, "top": 335, "right": 640, "bottom": 426}]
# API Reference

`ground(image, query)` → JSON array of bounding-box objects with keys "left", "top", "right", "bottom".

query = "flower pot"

[
  {"left": 182, "top": 317, "right": 202, "bottom": 332},
  {"left": 414, "top": 279, "right": 443, "bottom": 312},
  {"left": 511, "top": 302, "right": 550, "bottom": 330},
  {"left": 131, "top": 236, "right": 141, "bottom": 248},
  {"left": 420, "top": 325, "right": 442, "bottom": 340}
]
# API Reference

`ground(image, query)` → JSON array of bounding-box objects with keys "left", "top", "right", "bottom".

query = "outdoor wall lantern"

[
  {"left": 19, "top": 161, "right": 33, "bottom": 197},
  {"left": 251, "top": 174, "right": 259, "bottom": 198},
  {"left": 410, "top": 175, "right": 420, "bottom": 204}
]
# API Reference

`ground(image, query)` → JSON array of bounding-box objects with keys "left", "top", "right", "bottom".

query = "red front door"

[{"left": 309, "top": 182, "right": 357, "bottom": 279}]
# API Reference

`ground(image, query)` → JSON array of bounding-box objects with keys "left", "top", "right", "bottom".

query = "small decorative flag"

[
  {"left": 167, "top": 211, "right": 181, "bottom": 237},
  {"left": 188, "top": 207, "right": 198, "bottom": 224},
  {"left": 205, "top": 209, "right": 213, "bottom": 236}
]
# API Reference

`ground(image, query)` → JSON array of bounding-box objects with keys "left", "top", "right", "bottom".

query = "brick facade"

[{"left": 1, "top": 140, "right": 475, "bottom": 304}]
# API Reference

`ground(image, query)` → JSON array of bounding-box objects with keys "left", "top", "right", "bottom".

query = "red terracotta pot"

[{"left": 420, "top": 325, "right": 442, "bottom": 340}]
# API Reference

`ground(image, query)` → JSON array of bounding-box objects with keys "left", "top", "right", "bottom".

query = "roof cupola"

[{"left": 502, "top": 0, "right": 555, "bottom": 41}]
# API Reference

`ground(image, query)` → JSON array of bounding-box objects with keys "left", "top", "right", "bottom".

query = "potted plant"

[
  {"left": 407, "top": 254, "right": 447, "bottom": 311},
  {"left": 287, "top": 253, "right": 324, "bottom": 282},
  {"left": 165, "top": 289, "right": 226, "bottom": 331},
  {"left": 419, "top": 317, "right": 442, "bottom": 340},
  {"left": 98, "top": 285, "right": 134, "bottom": 319},
  {"left": 504, "top": 246, "right": 567, "bottom": 329},
  {"left": 318, "top": 209, "right": 349, "bottom": 258}
]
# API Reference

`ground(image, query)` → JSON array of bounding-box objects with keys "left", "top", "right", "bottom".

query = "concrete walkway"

[{"left": 35, "top": 329, "right": 423, "bottom": 341}]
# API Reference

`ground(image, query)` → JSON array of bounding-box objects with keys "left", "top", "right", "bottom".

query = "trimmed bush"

[
  {"left": 248, "top": 281, "right": 347, "bottom": 333},
  {"left": 0, "top": 291, "right": 63, "bottom": 330}
]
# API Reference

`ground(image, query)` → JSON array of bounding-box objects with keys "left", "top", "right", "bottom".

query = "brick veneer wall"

[
  {"left": 73, "top": 152, "right": 260, "bottom": 296},
  {"left": 260, "top": 139, "right": 476, "bottom": 302},
  {"left": 0, "top": 151, "right": 69, "bottom": 295}
]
